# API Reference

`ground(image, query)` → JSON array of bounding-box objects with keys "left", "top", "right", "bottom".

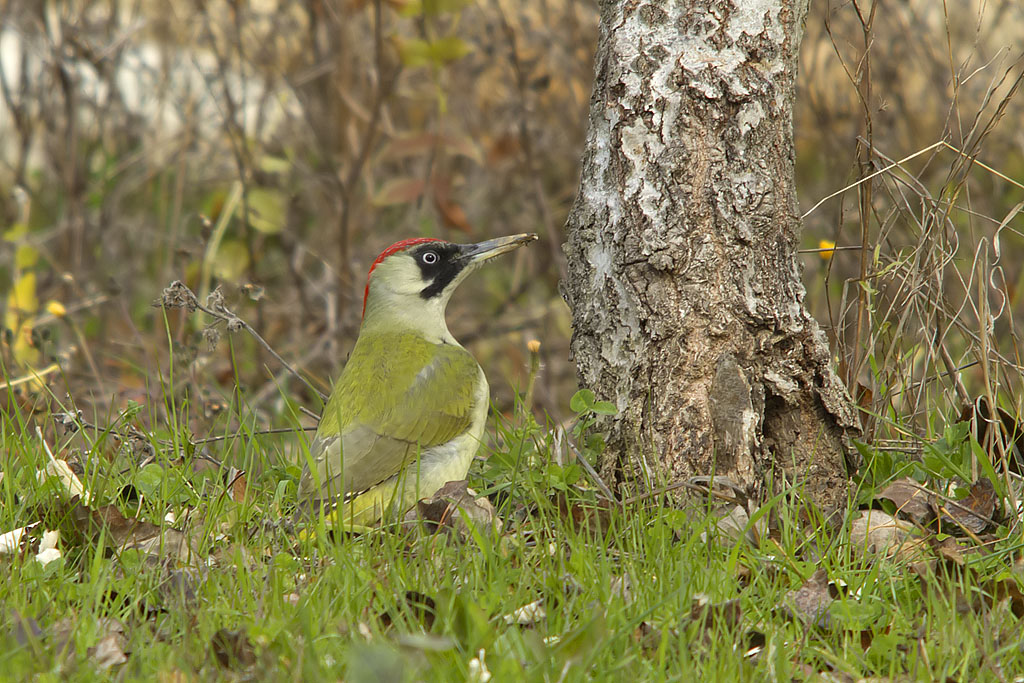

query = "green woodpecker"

[{"left": 299, "top": 233, "right": 537, "bottom": 526}]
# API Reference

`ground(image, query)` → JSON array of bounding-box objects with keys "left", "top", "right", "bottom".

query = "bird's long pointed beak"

[{"left": 462, "top": 233, "right": 538, "bottom": 263}]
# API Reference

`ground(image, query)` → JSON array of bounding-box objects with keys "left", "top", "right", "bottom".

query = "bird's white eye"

[{"left": 422, "top": 251, "right": 439, "bottom": 265}]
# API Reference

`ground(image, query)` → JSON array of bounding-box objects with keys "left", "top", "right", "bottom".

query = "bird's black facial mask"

[{"left": 414, "top": 242, "right": 465, "bottom": 300}]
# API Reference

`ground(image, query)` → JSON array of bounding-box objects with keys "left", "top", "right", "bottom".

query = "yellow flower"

[{"left": 46, "top": 300, "right": 67, "bottom": 317}]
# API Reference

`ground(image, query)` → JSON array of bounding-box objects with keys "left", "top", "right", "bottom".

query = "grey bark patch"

[{"left": 709, "top": 353, "right": 757, "bottom": 473}]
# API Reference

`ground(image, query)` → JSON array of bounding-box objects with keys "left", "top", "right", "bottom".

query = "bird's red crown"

[{"left": 363, "top": 237, "right": 444, "bottom": 318}]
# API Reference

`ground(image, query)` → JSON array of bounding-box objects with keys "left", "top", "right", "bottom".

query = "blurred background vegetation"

[{"left": 1, "top": 0, "right": 1023, "bottom": 457}]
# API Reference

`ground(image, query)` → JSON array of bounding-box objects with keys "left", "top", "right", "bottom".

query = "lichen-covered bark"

[{"left": 563, "top": 0, "right": 858, "bottom": 507}]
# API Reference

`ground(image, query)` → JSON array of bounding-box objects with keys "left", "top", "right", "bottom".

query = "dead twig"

[{"left": 156, "top": 281, "right": 327, "bottom": 402}]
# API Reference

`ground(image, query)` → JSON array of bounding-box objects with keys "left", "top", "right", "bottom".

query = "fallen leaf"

[
  {"left": 939, "top": 479, "right": 996, "bottom": 534},
  {"left": 554, "top": 494, "right": 613, "bottom": 536},
  {"left": 35, "top": 529, "right": 61, "bottom": 566},
  {"left": 875, "top": 478, "right": 934, "bottom": 525},
  {"left": 780, "top": 569, "right": 834, "bottom": 628},
  {"left": 405, "top": 480, "right": 501, "bottom": 539},
  {"left": 38, "top": 459, "right": 88, "bottom": 503},
  {"left": 467, "top": 648, "right": 491, "bottom": 683},
  {"left": 689, "top": 594, "right": 743, "bottom": 644},
  {"left": 89, "top": 618, "right": 128, "bottom": 670},
  {"left": 211, "top": 629, "right": 256, "bottom": 670},
  {"left": 6, "top": 609, "right": 44, "bottom": 649},
  {"left": 931, "top": 535, "right": 967, "bottom": 569},
  {"left": 73, "top": 503, "right": 160, "bottom": 548},
  {"left": 849, "top": 510, "right": 915, "bottom": 557},
  {"left": 701, "top": 504, "right": 764, "bottom": 545},
  {"left": 633, "top": 621, "right": 675, "bottom": 652},
  {"left": 229, "top": 470, "right": 248, "bottom": 503},
  {"left": 503, "top": 599, "right": 545, "bottom": 626},
  {"left": 0, "top": 523, "right": 36, "bottom": 554},
  {"left": 70, "top": 501, "right": 199, "bottom": 563},
  {"left": 986, "top": 577, "right": 1024, "bottom": 618}
]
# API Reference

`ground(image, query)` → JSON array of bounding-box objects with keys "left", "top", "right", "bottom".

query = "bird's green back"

[{"left": 317, "top": 330, "right": 480, "bottom": 446}]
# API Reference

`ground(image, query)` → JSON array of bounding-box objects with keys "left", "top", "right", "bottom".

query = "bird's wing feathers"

[{"left": 301, "top": 331, "right": 481, "bottom": 499}]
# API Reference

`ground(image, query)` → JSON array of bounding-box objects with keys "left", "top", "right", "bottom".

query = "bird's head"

[{"left": 361, "top": 233, "right": 537, "bottom": 336}]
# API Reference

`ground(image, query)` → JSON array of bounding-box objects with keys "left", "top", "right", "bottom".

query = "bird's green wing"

[{"left": 300, "top": 330, "right": 481, "bottom": 500}]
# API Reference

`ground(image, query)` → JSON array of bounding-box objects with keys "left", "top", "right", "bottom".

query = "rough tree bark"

[{"left": 562, "top": 0, "right": 858, "bottom": 508}]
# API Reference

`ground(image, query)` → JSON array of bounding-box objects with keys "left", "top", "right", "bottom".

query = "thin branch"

[{"left": 156, "top": 281, "right": 328, "bottom": 402}]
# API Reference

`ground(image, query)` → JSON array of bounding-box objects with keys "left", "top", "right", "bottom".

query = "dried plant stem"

[{"left": 158, "top": 281, "right": 327, "bottom": 403}]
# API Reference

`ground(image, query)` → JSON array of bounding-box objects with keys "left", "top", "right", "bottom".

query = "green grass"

[{"left": 2, "top": 390, "right": 1024, "bottom": 682}]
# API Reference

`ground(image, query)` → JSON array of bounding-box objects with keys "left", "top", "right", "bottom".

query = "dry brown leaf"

[
  {"left": 554, "top": 494, "right": 613, "bottom": 536},
  {"left": 931, "top": 535, "right": 967, "bottom": 569},
  {"left": 939, "top": 479, "right": 997, "bottom": 534},
  {"left": 632, "top": 621, "right": 675, "bottom": 652},
  {"left": 71, "top": 501, "right": 199, "bottom": 563},
  {"left": 229, "top": 470, "right": 248, "bottom": 503},
  {"left": 371, "top": 177, "right": 427, "bottom": 206},
  {"left": 688, "top": 595, "right": 764, "bottom": 656},
  {"left": 405, "top": 480, "right": 501, "bottom": 539},
  {"left": 433, "top": 182, "right": 474, "bottom": 234},
  {"left": 88, "top": 618, "right": 128, "bottom": 671},
  {"left": 132, "top": 529, "right": 199, "bottom": 564},
  {"left": 875, "top": 478, "right": 934, "bottom": 525},
  {"left": 72, "top": 503, "right": 161, "bottom": 548},
  {"left": 985, "top": 577, "right": 1024, "bottom": 618},
  {"left": 210, "top": 629, "right": 256, "bottom": 670},
  {"left": 889, "top": 536, "right": 932, "bottom": 563}
]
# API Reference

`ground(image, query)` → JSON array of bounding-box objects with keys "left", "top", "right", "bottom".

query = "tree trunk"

[{"left": 562, "top": 0, "right": 858, "bottom": 508}]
